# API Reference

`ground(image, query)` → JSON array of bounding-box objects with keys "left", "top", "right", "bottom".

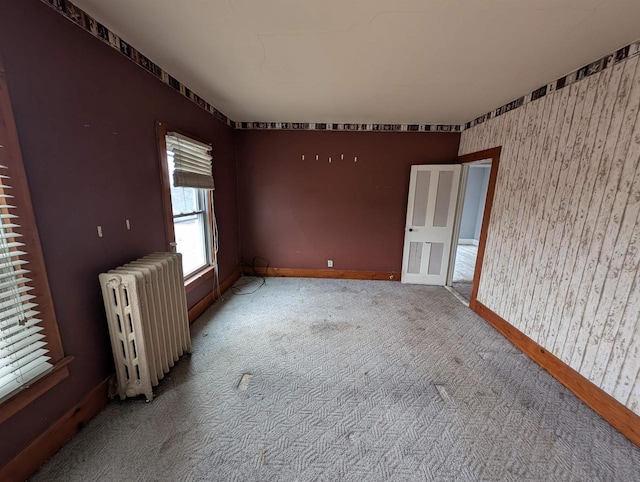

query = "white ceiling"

[{"left": 72, "top": 0, "right": 640, "bottom": 125}]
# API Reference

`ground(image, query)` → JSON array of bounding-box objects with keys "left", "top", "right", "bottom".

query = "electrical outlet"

[{"left": 327, "top": 259, "right": 334, "bottom": 268}]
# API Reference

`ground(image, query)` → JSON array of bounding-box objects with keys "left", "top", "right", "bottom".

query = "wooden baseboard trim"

[
  {"left": 1, "top": 376, "right": 111, "bottom": 482},
  {"left": 474, "top": 301, "right": 640, "bottom": 447},
  {"left": 188, "top": 267, "right": 241, "bottom": 324},
  {"left": 241, "top": 266, "right": 401, "bottom": 281}
]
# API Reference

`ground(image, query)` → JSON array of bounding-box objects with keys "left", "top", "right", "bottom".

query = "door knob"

[{"left": 409, "top": 228, "right": 413, "bottom": 232}]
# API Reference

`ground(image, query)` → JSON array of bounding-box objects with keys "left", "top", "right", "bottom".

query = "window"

[
  {"left": 0, "top": 65, "right": 69, "bottom": 423},
  {"left": 167, "top": 151, "right": 212, "bottom": 276},
  {"left": 156, "top": 123, "right": 216, "bottom": 283},
  {"left": 0, "top": 164, "right": 52, "bottom": 402}
]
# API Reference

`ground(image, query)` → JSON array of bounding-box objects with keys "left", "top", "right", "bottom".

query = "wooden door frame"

[{"left": 454, "top": 146, "right": 501, "bottom": 310}]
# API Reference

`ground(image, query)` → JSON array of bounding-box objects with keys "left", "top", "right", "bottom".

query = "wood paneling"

[{"left": 460, "top": 55, "right": 640, "bottom": 415}]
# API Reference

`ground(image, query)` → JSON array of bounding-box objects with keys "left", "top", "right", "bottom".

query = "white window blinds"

[
  {"left": 166, "top": 132, "right": 214, "bottom": 190},
  {"left": 0, "top": 165, "right": 51, "bottom": 402}
]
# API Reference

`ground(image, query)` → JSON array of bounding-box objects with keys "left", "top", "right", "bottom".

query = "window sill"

[
  {"left": 185, "top": 265, "right": 215, "bottom": 294},
  {"left": 0, "top": 356, "right": 73, "bottom": 425}
]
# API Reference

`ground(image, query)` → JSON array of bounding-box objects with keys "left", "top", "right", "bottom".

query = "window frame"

[
  {"left": 155, "top": 122, "right": 216, "bottom": 292},
  {"left": 0, "top": 62, "right": 71, "bottom": 424},
  {"left": 170, "top": 184, "right": 212, "bottom": 277}
]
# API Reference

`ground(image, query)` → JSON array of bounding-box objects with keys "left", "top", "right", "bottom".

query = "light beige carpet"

[{"left": 32, "top": 278, "right": 640, "bottom": 481}]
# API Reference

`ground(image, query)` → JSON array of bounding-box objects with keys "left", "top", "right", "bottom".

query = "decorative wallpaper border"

[
  {"left": 236, "top": 122, "right": 461, "bottom": 132},
  {"left": 465, "top": 39, "right": 640, "bottom": 131},
  {"left": 39, "top": 0, "right": 640, "bottom": 134}
]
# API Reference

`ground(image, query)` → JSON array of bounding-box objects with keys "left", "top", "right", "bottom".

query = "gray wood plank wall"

[{"left": 459, "top": 55, "right": 640, "bottom": 415}]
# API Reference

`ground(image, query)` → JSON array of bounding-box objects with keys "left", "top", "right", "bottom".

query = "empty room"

[{"left": 1, "top": 0, "right": 640, "bottom": 480}]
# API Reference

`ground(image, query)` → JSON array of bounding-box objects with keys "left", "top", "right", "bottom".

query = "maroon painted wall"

[
  {"left": 235, "top": 130, "right": 460, "bottom": 272},
  {"left": 0, "top": 0, "right": 239, "bottom": 466}
]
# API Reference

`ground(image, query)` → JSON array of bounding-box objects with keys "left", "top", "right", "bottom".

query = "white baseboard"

[{"left": 458, "top": 239, "right": 479, "bottom": 246}]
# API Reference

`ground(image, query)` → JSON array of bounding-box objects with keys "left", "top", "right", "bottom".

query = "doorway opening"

[
  {"left": 399, "top": 147, "right": 500, "bottom": 309},
  {"left": 445, "top": 147, "right": 500, "bottom": 308},
  {"left": 448, "top": 159, "right": 491, "bottom": 303}
]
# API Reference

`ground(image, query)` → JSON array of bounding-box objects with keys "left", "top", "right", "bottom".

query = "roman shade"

[
  {"left": 166, "top": 132, "right": 214, "bottom": 190},
  {"left": 0, "top": 165, "right": 52, "bottom": 402}
]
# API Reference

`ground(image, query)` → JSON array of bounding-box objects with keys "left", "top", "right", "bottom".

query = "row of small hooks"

[{"left": 301, "top": 154, "right": 358, "bottom": 163}]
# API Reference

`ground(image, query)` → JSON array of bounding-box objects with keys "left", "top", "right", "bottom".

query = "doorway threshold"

[{"left": 445, "top": 285, "right": 469, "bottom": 307}]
